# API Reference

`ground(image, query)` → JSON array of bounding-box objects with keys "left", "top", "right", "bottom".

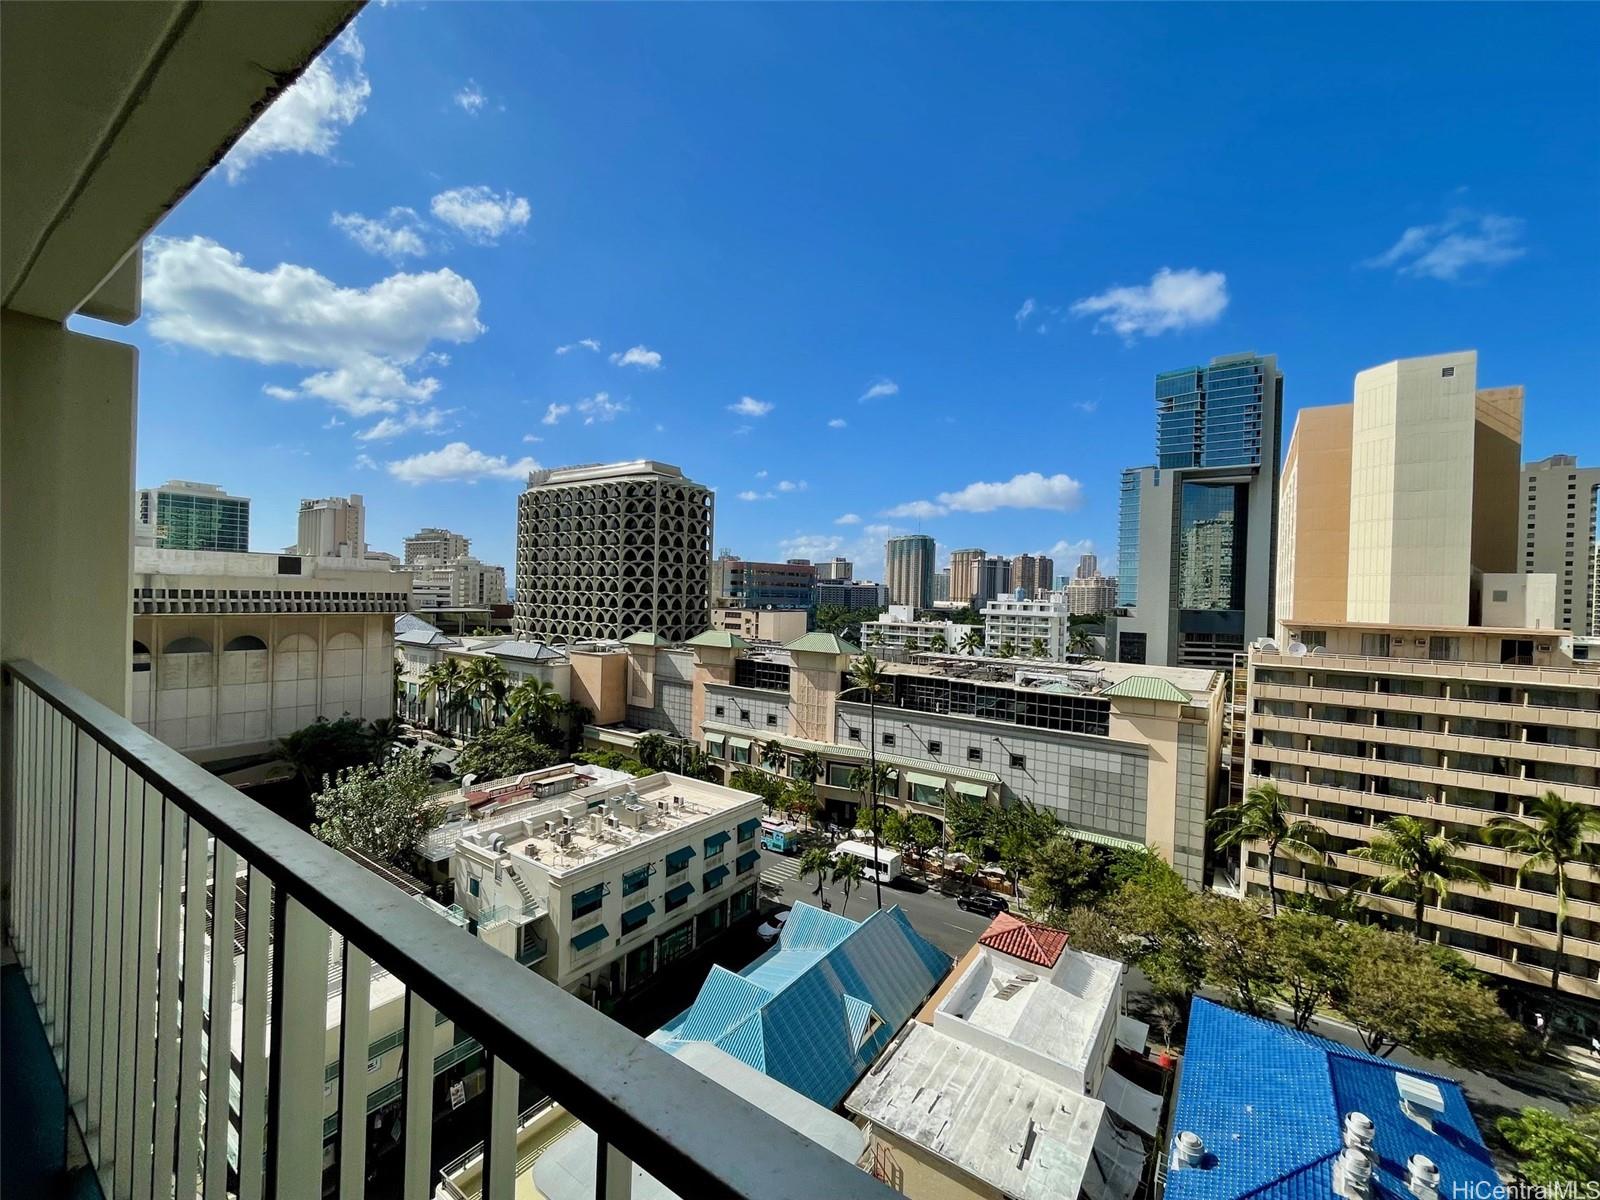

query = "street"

[{"left": 758, "top": 848, "right": 995, "bottom": 960}]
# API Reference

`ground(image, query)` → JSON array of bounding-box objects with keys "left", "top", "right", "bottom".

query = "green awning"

[
  {"left": 704, "top": 732, "right": 726, "bottom": 747},
  {"left": 571, "top": 924, "right": 609, "bottom": 951},
  {"left": 904, "top": 770, "right": 947, "bottom": 791},
  {"left": 736, "top": 850, "right": 761, "bottom": 873},
  {"left": 704, "top": 831, "right": 731, "bottom": 853},
  {"left": 1064, "top": 827, "right": 1148, "bottom": 854},
  {"left": 665, "top": 846, "right": 696, "bottom": 873},
  {"left": 737, "top": 818, "right": 761, "bottom": 841},
  {"left": 728, "top": 736, "right": 753, "bottom": 751},
  {"left": 951, "top": 780, "right": 990, "bottom": 800},
  {"left": 703, "top": 865, "right": 730, "bottom": 889},
  {"left": 622, "top": 901, "right": 655, "bottom": 924},
  {"left": 665, "top": 882, "right": 695, "bottom": 905}
]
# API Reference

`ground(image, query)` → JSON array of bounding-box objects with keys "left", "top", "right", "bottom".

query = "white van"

[{"left": 833, "top": 839, "right": 903, "bottom": 885}]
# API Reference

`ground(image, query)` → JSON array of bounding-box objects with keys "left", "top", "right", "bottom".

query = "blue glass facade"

[
  {"left": 1155, "top": 355, "right": 1269, "bottom": 470},
  {"left": 1117, "top": 469, "right": 1142, "bottom": 607}
]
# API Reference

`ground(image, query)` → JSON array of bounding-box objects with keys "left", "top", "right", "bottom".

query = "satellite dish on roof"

[
  {"left": 1254, "top": 638, "right": 1279, "bottom": 653},
  {"left": 1287, "top": 641, "right": 1309, "bottom": 657},
  {"left": 1310, "top": 645, "right": 1327, "bottom": 655}
]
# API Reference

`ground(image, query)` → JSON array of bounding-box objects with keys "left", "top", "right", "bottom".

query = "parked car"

[
  {"left": 757, "top": 907, "right": 792, "bottom": 941},
  {"left": 956, "top": 892, "right": 1009, "bottom": 916}
]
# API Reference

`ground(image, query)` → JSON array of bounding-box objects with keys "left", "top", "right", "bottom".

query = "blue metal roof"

[
  {"left": 1165, "top": 999, "right": 1499, "bottom": 1200},
  {"left": 649, "top": 902, "right": 951, "bottom": 1108}
]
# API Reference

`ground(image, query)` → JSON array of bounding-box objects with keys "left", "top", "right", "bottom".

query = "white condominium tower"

[
  {"left": 884, "top": 534, "right": 935, "bottom": 609},
  {"left": 405, "top": 526, "right": 471, "bottom": 564},
  {"left": 515, "top": 460, "right": 713, "bottom": 643},
  {"left": 296, "top": 493, "right": 366, "bottom": 558}
]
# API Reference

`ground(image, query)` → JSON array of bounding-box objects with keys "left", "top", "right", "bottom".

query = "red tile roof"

[{"left": 977, "top": 913, "right": 1069, "bottom": 968}]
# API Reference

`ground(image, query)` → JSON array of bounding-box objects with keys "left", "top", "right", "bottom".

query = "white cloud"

[
  {"left": 429, "top": 186, "right": 531, "bottom": 244},
  {"left": 354, "top": 453, "right": 378, "bottom": 471},
  {"left": 522, "top": 433, "right": 542, "bottom": 443},
  {"left": 827, "top": 417, "right": 847, "bottom": 429},
  {"left": 886, "top": 471, "right": 1084, "bottom": 518},
  {"left": 542, "top": 403, "right": 571, "bottom": 425},
  {"left": 1364, "top": 210, "right": 1526, "bottom": 281},
  {"left": 1046, "top": 538, "right": 1095, "bottom": 562},
  {"left": 835, "top": 513, "right": 861, "bottom": 525},
  {"left": 332, "top": 207, "right": 430, "bottom": 261},
  {"left": 1014, "top": 297, "right": 1036, "bottom": 327},
  {"left": 1073, "top": 399, "right": 1099, "bottom": 414},
  {"left": 729, "top": 396, "right": 773, "bottom": 417},
  {"left": 386, "top": 441, "right": 538, "bottom": 484},
  {"left": 610, "top": 345, "right": 663, "bottom": 370},
  {"left": 737, "top": 490, "right": 774, "bottom": 502},
  {"left": 356, "top": 407, "right": 452, "bottom": 440},
  {"left": 776, "top": 480, "right": 807, "bottom": 492},
  {"left": 859, "top": 378, "right": 899, "bottom": 402},
  {"left": 454, "top": 80, "right": 488, "bottom": 114},
  {"left": 143, "top": 235, "right": 483, "bottom": 417},
  {"left": 754, "top": 469, "right": 769, "bottom": 479},
  {"left": 323, "top": 416, "right": 345, "bottom": 429},
  {"left": 555, "top": 338, "right": 601, "bottom": 355},
  {"left": 1070, "top": 267, "right": 1229, "bottom": 339},
  {"left": 577, "top": 392, "right": 628, "bottom": 424},
  {"left": 224, "top": 26, "right": 369, "bottom": 181}
]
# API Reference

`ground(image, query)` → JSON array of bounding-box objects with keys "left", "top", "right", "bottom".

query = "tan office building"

[
  {"left": 1246, "top": 352, "right": 1600, "bottom": 999},
  {"left": 1522, "top": 454, "right": 1600, "bottom": 635}
]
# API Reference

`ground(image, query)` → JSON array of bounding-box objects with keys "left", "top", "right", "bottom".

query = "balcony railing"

[{"left": 2, "top": 659, "right": 891, "bottom": 1200}]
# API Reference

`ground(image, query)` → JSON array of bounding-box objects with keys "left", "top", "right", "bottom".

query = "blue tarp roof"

[
  {"left": 1165, "top": 999, "right": 1499, "bottom": 1200},
  {"left": 649, "top": 902, "right": 951, "bottom": 1108}
]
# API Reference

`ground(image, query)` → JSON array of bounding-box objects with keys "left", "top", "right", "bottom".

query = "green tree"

[
  {"left": 878, "top": 807, "right": 908, "bottom": 850},
  {"left": 760, "top": 738, "right": 787, "bottom": 773},
  {"left": 929, "top": 632, "right": 948, "bottom": 654},
  {"left": 831, "top": 853, "right": 866, "bottom": 916},
  {"left": 1496, "top": 1107, "right": 1600, "bottom": 1187},
  {"left": 1051, "top": 905, "right": 1126, "bottom": 960},
  {"left": 1487, "top": 790, "right": 1600, "bottom": 992},
  {"left": 958, "top": 627, "right": 984, "bottom": 656},
  {"left": 729, "top": 766, "right": 785, "bottom": 810},
  {"left": 846, "top": 650, "right": 892, "bottom": 911},
  {"left": 1106, "top": 853, "right": 1205, "bottom": 1002},
  {"left": 800, "top": 847, "right": 834, "bottom": 899},
  {"left": 460, "top": 656, "right": 509, "bottom": 731},
  {"left": 1209, "top": 780, "right": 1325, "bottom": 914},
  {"left": 457, "top": 724, "right": 562, "bottom": 781},
  {"left": 791, "top": 749, "right": 823, "bottom": 783},
  {"left": 1029, "top": 637, "right": 1047, "bottom": 659},
  {"left": 1270, "top": 910, "right": 1353, "bottom": 1031},
  {"left": 368, "top": 717, "right": 405, "bottom": 761},
  {"left": 782, "top": 779, "right": 822, "bottom": 827},
  {"left": 278, "top": 716, "right": 378, "bottom": 793},
  {"left": 633, "top": 732, "right": 672, "bottom": 770},
  {"left": 421, "top": 659, "right": 467, "bottom": 734},
  {"left": 312, "top": 750, "right": 444, "bottom": 870},
  {"left": 992, "top": 803, "right": 1057, "bottom": 896},
  {"left": 1191, "top": 894, "right": 1279, "bottom": 1017},
  {"left": 902, "top": 815, "right": 938, "bottom": 867},
  {"left": 1066, "top": 627, "right": 1096, "bottom": 659},
  {"left": 506, "top": 676, "right": 562, "bottom": 735},
  {"left": 1025, "top": 837, "right": 1105, "bottom": 920},
  {"left": 1352, "top": 815, "right": 1488, "bottom": 937},
  {"left": 997, "top": 640, "right": 1016, "bottom": 659},
  {"left": 944, "top": 791, "right": 993, "bottom": 849}
]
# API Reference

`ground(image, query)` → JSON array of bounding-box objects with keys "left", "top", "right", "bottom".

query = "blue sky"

[{"left": 107, "top": 2, "right": 1599, "bottom": 584}]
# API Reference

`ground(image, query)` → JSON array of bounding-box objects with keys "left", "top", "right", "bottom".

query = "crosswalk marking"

[{"left": 760, "top": 857, "right": 802, "bottom": 886}]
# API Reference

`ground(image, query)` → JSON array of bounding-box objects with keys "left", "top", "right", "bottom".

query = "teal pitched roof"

[
  {"left": 620, "top": 630, "right": 671, "bottom": 647},
  {"left": 1102, "top": 675, "right": 1192, "bottom": 703},
  {"left": 784, "top": 631, "right": 862, "bottom": 656},
  {"left": 683, "top": 629, "right": 750, "bottom": 650},
  {"left": 649, "top": 902, "right": 951, "bottom": 1108}
]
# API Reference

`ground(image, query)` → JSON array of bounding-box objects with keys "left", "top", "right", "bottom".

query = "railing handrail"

[
  {"left": 3, "top": 658, "right": 893, "bottom": 1200},
  {"left": 1251, "top": 646, "right": 1600, "bottom": 687}
]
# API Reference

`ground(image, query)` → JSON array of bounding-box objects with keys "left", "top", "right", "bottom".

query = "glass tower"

[
  {"left": 139, "top": 482, "right": 250, "bottom": 552},
  {"left": 1155, "top": 354, "right": 1271, "bottom": 470},
  {"left": 1117, "top": 469, "right": 1142, "bottom": 607}
]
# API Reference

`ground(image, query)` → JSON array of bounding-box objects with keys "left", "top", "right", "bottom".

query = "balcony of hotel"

[{"left": 0, "top": 6, "right": 890, "bottom": 1200}]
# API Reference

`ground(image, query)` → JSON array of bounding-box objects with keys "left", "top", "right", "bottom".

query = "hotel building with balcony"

[{"left": 1243, "top": 351, "right": 1600, "bottom": 999}]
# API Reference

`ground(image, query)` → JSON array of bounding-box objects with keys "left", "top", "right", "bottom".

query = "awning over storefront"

[
  {"left": 703, "top": 831, "right": 731, "bottom": 853},
  {"left": 904, "top": 770, "right": 947, "bottom": 791},
  {"left": 665, "top": 882, "right": 695, "bottom": 905},
  {"left": 703, "top": 865, "right": 730, "bottom": 889},
  {"left": 951, "top": 780, "right": 990, "bottom": 800},
  {"left": 736, "top": 850, "right": 761, "bottom": 874},
  {"left": 571, "top": 924, "right": 608, "bottom": 952},
  {"left": 665, "top": 846, "right": 696, "bottom": 873}
]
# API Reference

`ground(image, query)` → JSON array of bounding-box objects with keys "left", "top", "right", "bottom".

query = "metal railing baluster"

[
  {"left": 202, "top": 841, "right": 238, "bottom": 1200},
  {"left": 337, "top": 941, "right": 371, "bottom": 1200},
  {"left": 402, "top": 989, "right": 436, "bottom": 1200},
  {"left": 267, "top": 894, "right": 331, "bottom": 1200},
  {"left": 150, "top": 802, "right": 185, "bottom": 1195},
  {"left": 113, "top": 761, "right": 145, "bottom": 1200},
  {"left": 130, "top": 781, "right": 163, "bottom": 1200},
  {"left": 174, "top": 815, "right": 210, "bottom": 1197},
  {"left": 237, "top": 865, "right": 273, "bottom": 1200},
  {"left": 482, "top": 1056, "right": 518, "bottom": 1200}
]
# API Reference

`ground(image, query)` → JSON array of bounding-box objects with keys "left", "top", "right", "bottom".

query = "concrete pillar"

[
  {"left": 788, "top": 648, "right": 851, "bottom": 742},
  {"left": 1, "top": 311, "right": 136, "bottom": 712}
]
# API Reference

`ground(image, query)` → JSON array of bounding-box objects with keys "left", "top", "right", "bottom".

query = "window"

[
  {"left": 467, "top": 877, "right": 480, "bottom": 897},
  {"left": 1427, "top": 637, "right": 1458, "bottom": 661},
  {"left": 967, "top": 747, "right": 983, "bottom": 763},
  {"left": 827, "top": 763, "right": 854, "bottom": 789},
  {"left": 1359, "top": 633, "right": 1391, "bottom": 657},
  {"left": 1500, "top": 638, "right": 1534, "bottom": 665},
  {"left": 928, "top": 740, "right": 942, "bottom": 755},
  {"left": 1009, "top": 753, "right": 1026, "bottom": 770},
  {"left": 571, "top": 883, "right": 607, "bottom": 919},
  {"left": 765, "top": 713, "right": 777, "bottom": 727},
  {"left": 1441, "top": 366, "right": 1455, "bottom": 377},
  {"left": 1299, "top": 630, "right": 1327, "bottom": 650},
  {"left": 882, "top": 733, "right": 895, "bottom": 748},
  {"left": 847, "top": 726, "right": 861, "bottom": 741},
  {"left": 621, "top": 865, "right": 653, "bottom": 896},
  {"left": 714, "top": 704, "right": 725, "bottom": 717}
]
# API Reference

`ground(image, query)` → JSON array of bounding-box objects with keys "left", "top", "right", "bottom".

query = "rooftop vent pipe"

[
  {"left": 1173, "top": 1131, "right": 1205, "bottom": 1167},
  {"left": 1406, "top": 1154, "right": 1440, "bottom": 1200}
]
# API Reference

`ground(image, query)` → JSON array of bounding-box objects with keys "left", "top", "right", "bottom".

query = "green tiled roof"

[
  {"left": 784, "top": 631, "right": 862, "bottom": 656},
  {"left": 684, "top": 629, "right": 750, "bottom": 650},
  {"left": 1101, "top": 675, "right": 1192, "bottom": 704},
  {"left": 620, "top": 630, "right": 671, "bottom": 646}
]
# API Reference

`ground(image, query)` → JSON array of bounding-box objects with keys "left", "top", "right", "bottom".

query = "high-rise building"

[
  {"left": 1242, "top": 353, "right": 1600, "bottom": 998},
  {"left": 931, "top": 568, "right": 951, "bottom": 603},
  {"left": 404, "top": 526, "right": 471, "bottom": 565},
  {"left": 981, "top": 592, "right": 1073, "bottom": 658},
  {"left": 974, "top": 556, "right": 1012, "bottom": 608},
  {"left": 1064, "top": 575, "right": 1118, "bottom": 616},
  {"left": 813, "top": 581, "right": 889, "bottom": 610},
  {"left": 515, "top": 461, "right": 713, "bottom": 642},
  {"left": 296, "top": 493, "right": 365, "bottom": 558},
  {"left": 885, "top": 534, "right": 935, "bottom": 609},
  {"left": 1074, "top": 554, "right": 1098, "bottom": 580},
  {"left": 136, "top": 480, "right": 249, "bottom": 552},
  {"left": 1010, "top": 554, "right": 1054, "bottom": 599},
  {"left": 816, "top": 556, "right": 853, "bottom": 582},
  {"left": 1521, "top": 453, "right": 1600, "bottom": 634},
  {"left": 409, "top": 556, "right": 508, "bottom": 609},
  {"left": 1116, "top": 353, "right": 1283, "bottom": 668},
  {"left": 711, "top": 556, "right": 816, "bottom": 609},
  {"left": 949, "top": 548, "right": 985, "bottom": 607}
]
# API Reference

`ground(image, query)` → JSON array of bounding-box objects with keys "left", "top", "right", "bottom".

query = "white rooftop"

[{"left": 846, "top": 1023, "right": 1142, "bottom": 1200}]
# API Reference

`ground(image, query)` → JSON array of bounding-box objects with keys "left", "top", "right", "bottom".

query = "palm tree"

[
  {"left": 1488, "top": 791, "right": 1600, "bottom": 991},
  {"left": 800, "top": 847, "right": 834, "bottom": 901},
  {"left": 368, "top": 717, "right": 404, "bottom": 761},
  {"left": 634, "top": 732, "right": 671, "bottom": 770},
  {"left": 1352, "top": 815, "right": 1489, "bottom": 938},
  {"left": 461, "top": 657, "right": 509, "bottom": 732},
  {"left": 1209, "top": 780, "right": 1325, "bottom": 914},
  {"left": 1066, "top": 626, "right": 1096, "bottom": 659},
  {"left": 791, "top": 750, "right": 823, "bottom": 784},
  {"left": 846, "top": 653, "right": 891, "bottom": 911},
  {"left": 506, "top": 676, "right": 560, "bottom": 734},
  {"left": 929, "top": 632, "right": 948, "bottom": 654},
  {"left": 998, "top": 640, "right": 1016, "bottom": 659},
  {"left": 903, "top": 636, "right": 921, "bottom": 659},
  {"left": 831, "top": 853, "right": 865, "bottom": 916},
  {"left": 760, "top": 738, "right": 787, "bottom": 774},
  {"left": 1029, "top": 637, "right": 1047, "bottom": 660},
  {"left": 420, "top": 659, "right": 467, "bottom": 735},
  {"left": 959, "top": 628, "right": 983, "bottom": 656}
]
